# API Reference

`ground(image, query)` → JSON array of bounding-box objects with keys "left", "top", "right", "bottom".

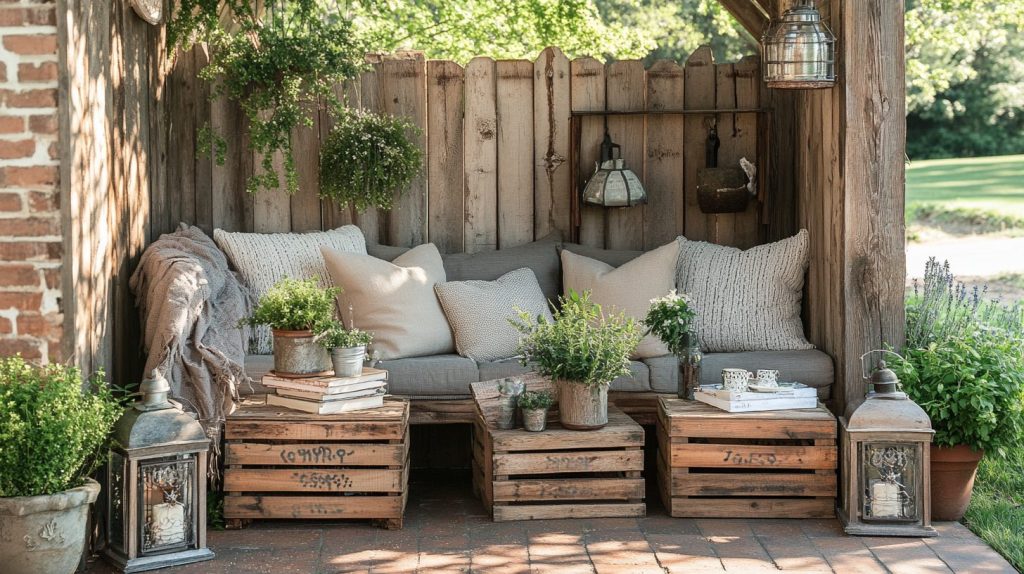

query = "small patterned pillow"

[
  {"left": 213, "top": 225, "right": 366, "bottom": 354},
  {"left": 434, "top": 268, "right": 553, "bottom": 362}
]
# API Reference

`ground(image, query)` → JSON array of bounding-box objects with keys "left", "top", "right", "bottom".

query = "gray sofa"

[{"left": 240, "top": 235, "right": 834, "bottom": 402}]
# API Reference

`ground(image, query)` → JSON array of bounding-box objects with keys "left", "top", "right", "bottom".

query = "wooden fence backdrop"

[{"left": 161, "top": 46, "right": 765, "bottom": 253}]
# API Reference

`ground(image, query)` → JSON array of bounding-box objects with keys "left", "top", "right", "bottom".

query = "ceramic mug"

[
  {"left": 756, "top": 369, "right": 780, "bottom": 388},
  {"left": 722, "top": 368, "right": 752, "bottom": 392}
]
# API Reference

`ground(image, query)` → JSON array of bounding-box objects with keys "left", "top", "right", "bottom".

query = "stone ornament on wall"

[{"left": 129, "top": 0, "right": 163, "bottom": 25}]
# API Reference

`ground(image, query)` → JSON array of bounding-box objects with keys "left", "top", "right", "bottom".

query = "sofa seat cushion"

[
  {"left": 642, "top": 349, "right": 835, "bottom": 399},
  {"left": 477, "top": 359, "right": 651, "bottom": 392},
  {"left": 376, "top": 354, "right": 480, "bottom": 398}
]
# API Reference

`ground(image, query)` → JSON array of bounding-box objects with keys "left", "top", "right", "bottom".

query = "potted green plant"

[
  {"left": 644, "top": 290, "right": 701, "bottom": 399},
  {"left": 319, "top": 108, "right": 423, "bottom": 212},
  {"left": 888, "top": 259, "right": 1024, "bottom": 520},
  {"left": 518, "top": 390, "right": 555, "bottom": 432},
  {"left": 318, "top": 319, "right": 373, "bottom": 378},
  {"left": 513, "top": 290, "right": 642, "bottom": 430},
  {"left": 0, "top": 357, "right": 123, "bottom": 574},
  {"left": 242, "top": 277, "right": 339, "bottom": 376}
]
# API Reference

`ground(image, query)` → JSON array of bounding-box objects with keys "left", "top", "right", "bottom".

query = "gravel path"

[{"left": 906, "top": 236, "right": 1024, "bottom": 279}]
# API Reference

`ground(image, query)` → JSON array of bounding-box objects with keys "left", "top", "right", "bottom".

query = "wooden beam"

[{"left": 718, "top": 0, "right": 769, "bottom": 39}]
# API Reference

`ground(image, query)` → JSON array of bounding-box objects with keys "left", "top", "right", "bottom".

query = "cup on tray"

[
  {"left": 721, "top": 368, "right": 753, "bottom": 392},
  {"left": 755, "top": 369, "right": 780, "bottom": 388}
]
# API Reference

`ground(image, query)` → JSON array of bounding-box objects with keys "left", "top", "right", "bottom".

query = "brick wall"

[{"left": 0, "top": 0, "right": 62, "bottom": 363}]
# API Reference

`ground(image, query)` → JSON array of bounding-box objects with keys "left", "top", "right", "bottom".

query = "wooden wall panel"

[
  {"left": 570, "top": 57, "right": 606, "bottom": 247},
  {"left": 533, "top": 47, "right": 572, "bottom": 241},
  {"left": 426, "top": 60, "right": 466, "bottom": 253},
  {"left": 380, "top": 53, "right": 428, "bottom": 247},
  {"left": 605, "top": 61, "right": 646, "bottom": 250},
  {"left": 644, "top": 61, "right": 685, "bottom": 249},
  {"left": 682, "top": 47, "right": 716, "bottom": 243},
  {"left": 463, "top": 58, "right": 498, "bottom": 253},
  {"left": 495, "top": 60, "right": 534, "bottom": 248},
  {"left": 354, "top": 60, "right": 386, "bottom": 243},
  {"left": 290, "top": 101, "right": 324, "bottom": 231}
]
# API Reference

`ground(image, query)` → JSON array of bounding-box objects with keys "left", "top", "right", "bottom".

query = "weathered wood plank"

[
  {"left": 533, "top": 47, "right": 571, "bottom": 240},
  {"left": 683, "top": 46, "right": 716, "bottom": 242},
  {"left": 225, "top": 442, "right": 407, "bottom": 467},
  {"left": 670, "top": 472, "right": 836, "bottom": 497},
  {"left": 495, "top": 60, "right": 535, "bottom": 247},
  {"left": 426, "top": 60, "right": 465, "bottom": 253},
  {"left": 605, "top": 60, "right": 646, "bottom": 250},
  {"left": 380, "top": 53, "right": 428, "bottom": 247},
  {"left": 290, "top": 100, "right": 323, "bottom": 231},
  {"left": 668, "top": 443, "right": 838, "bottom": 469},
  {"left": 224, "top": 468, "right": 404, "bottom": 493},
  {"left": 493, "top": 503, "right": 645, "bottom": 522},
  {"left": 226, "top": 420, "right": 404, "bottom": 441},
  {"left": 193, "top": 45, "right": 214, "bottom": 235},
  {"left": 224, "top": 495, "right": 404, "bottom": 519},
  {"left": 463, "top": 57, "right": 497, "bottom": 254},
  {"left": 570, "top": 57, "right": 606, "bottom": 248},
  {"left": 733, "top": 55, "right": 761, "bottom": 248},
  {"left": 492, "top": 478, "right": 644, "bottom": 502},
  {"left": 493, "top": 449, "right": 643, "bottom": 476},
  {"left": 709, "top": 62, "right": 741, "bottom": 247},
  {"left": 320, "top": 82, "right": 354, "bottom": 230},
  {"left": 210, "top": 93, "right": 252, "bottom": 231},
  {"left": 666, "top": 497, "right": 834, "bottom": 519},
  {"left": 355, "top": 60, "right": 385, "bottom": 241},
  {"left": 644, "top": 60, "right": 686, "bottom": 249},
  {"left": 252, "top": 146, "right": 291, "bottom": 232}
]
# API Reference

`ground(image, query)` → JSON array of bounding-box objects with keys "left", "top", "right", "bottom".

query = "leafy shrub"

[
  {"left": 319, "top": 109, "right": 423, "bottom": 212},
  {"left": 243, "top": 278, "right": 340, "bottom": 332},
  {"left": 0, "top": 357, "right": 123, "bottom": 497},
  {"left": 517, "top": 390, "right": 554, "bottom": 411},
  {"left": 512, "top": 290, "right": 641, "bottom": 387},
  {"left": 643, "top": 289, "right": 696, "bottom": 355},
  {"left": 317, "top": 319, "right": 373, "bottom": 349}
]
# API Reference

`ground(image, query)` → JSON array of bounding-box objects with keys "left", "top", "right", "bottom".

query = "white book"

[
  {"left": 263, "top": 378, "right": 387, "bottom": 396},
  {"left": 266, "top": 392, "right": 385, "bottom": 415},
  {"left": 275, "top": 385, "right": 386, "bottom": 402},
  {"left": 698, "top": 382, "right": 817, "bottom": 401},
  {"left": 262, "top": 367, "right": 387, "bottom": 390},
  {"left": 694, "top": 390, "right": 818, "bottom": 413}
]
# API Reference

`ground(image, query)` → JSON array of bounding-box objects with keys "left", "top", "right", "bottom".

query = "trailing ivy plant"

[
  {"left": 169, "top": 0, "right": 365, "bottom": 194},
  {"left": 319, "top": 108, "right": 423, "bottom": 211}
]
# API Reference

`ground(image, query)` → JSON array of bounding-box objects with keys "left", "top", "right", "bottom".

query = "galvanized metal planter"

[
  {"left": 330, "top": 345, "right": 366, "bottom": 378},
  {"left": 557, "top": 380, "right": 608, "bottom": 430},
  {"left": 272, "top": 329, "right": 331, "bottom": 377},
  {"left": 522, "top": 408, "right": 548, "bottom": 432}
]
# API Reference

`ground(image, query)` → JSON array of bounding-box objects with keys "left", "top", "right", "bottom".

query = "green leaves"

[
  {"left": 0, "top": 357, "right": 124, "bottom": 497},
  {"left": 317, "top": 320, "right": 373, "bottom": 349},
  {"left": 244, "top": 277, "right": 341, "bottom": 332},
  {"left": 517, "top": 390, "right": 555, "bottom": 410},
  {"left": 642, "top": 290, "right": 696, "bottom": 356}
]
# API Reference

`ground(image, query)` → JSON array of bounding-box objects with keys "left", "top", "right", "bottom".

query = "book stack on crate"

[
  {"left": 262, "top": 367, "right": 388, "bottom": 414},
  {"left": 694, "top": 382, "right": 818, "bottom": 413}
]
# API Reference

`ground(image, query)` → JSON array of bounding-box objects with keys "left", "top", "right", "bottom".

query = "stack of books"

[
  {"left": 262, "top": 367, "right": 388, "bottom": 414},
  {"left": 694, "top": 382, "right": 818, "bottom": 413}
]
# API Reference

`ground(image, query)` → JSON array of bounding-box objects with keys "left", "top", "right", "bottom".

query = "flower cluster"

[{"left": 643, "top": 289, "right": 697, "bottom": 356}]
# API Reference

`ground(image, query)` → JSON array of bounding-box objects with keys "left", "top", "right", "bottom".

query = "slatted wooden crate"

[
  {"left": 471, "top": 376, "right": 645, "bottom": 521},
  {"left": 223, "top": 396, "right": 409, "bottom": 529},
  {"left": 657, "top": 397, "right": 837, "bottom": 519}
]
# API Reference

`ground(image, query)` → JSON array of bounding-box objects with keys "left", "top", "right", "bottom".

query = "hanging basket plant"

[{"left": 319, "top": 109, "right": 423, "bottom": 212}]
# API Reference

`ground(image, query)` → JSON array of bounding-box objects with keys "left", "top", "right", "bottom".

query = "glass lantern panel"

[
  {"left": 107, "top": 451, "right": 126, "bottom": 554},
  {"left": 860, "top": 442, "right": 921, "bottom": 523},
  {"left": 137, "top": 454, "right": 196, "bottom": 555}
]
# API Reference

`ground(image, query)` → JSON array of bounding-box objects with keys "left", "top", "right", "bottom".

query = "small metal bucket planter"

[
  {"left": 330, "top": 345, "right": 366, "bottom": 378},
  {"left": 522, "top": 408, "right": 549, "bottom": 432},
  {"left": 272, "top": 329, "right": 331, "bottom": 377}
]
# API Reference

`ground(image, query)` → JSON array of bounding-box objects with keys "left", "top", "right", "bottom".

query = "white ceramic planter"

[{"left": 0, "top": 478, "right": 100, "bottom": 574}]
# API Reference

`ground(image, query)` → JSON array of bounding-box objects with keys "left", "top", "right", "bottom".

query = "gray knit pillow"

[
  {"left": 676, "top": 230, "right": 812, "bottom": 353},
  {"left": 213, "top": 225, "right": 366, "bottom": 354},
  {"left": 434, "top": 268, "right": 553, "bottom": 362}
]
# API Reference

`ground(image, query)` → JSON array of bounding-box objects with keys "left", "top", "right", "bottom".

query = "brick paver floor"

[{"left": 85, "top": 473, "right": 1016, "bottom": 573}]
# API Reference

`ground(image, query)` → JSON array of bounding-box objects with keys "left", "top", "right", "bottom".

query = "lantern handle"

[{"left": 859, "top": 349, "right": 904, "bottom": 382}]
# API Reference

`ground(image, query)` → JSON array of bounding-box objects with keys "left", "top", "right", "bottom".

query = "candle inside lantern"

[
  {"left": 870, "top": 480, "right": 901, "bottom": 518},
  {"left": 150, "top": 502, "right": 185, "bottom": 545}
]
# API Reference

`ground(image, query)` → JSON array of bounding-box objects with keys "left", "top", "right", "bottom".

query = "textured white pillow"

[
  {"left": 676, "top": 229, "right": 812, "bottom": 353},
  {"left": 435, "top": 268, "right": 553, "bottom": 362},
  {"left": 321, "top": 243, "right": 455, "bottom": 360},
  {"left": 561, "top": 240, "right": 680, "bottom": 358},
  {"left": 213, "top": 225, "right": 366, "bottom": 354}
]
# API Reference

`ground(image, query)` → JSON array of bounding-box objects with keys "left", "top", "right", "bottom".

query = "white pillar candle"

[
  {"left": 871, "top": 481, "right": 901, "bottom": 518},
  {"left": 150, "top": 502, "right": 186, "bottom": 545}
]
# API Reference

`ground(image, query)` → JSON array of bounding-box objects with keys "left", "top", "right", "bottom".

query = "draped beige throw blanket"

[{"left": 129, "top": 224, "right": 251, "bottom": 478}]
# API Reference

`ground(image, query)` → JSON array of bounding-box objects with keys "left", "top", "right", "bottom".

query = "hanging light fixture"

[
  {"left": 762, "top": 0, "right": 836, "bottom": 89},
  {"left": 582, "top": 131, "right": 647, "bottom": 208}
]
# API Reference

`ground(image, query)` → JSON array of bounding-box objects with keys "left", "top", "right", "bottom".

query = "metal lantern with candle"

[
  {"left": 104, "top": 373, "right": 215, "bottom": 572},
  {"left": 762, "top": 0, "right": 836, "bottom": 89},
  {"left": 838, "top": 351, "right": 936, "bottom": 537}
]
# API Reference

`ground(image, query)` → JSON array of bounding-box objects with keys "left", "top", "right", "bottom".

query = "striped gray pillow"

[{"left": 676, "top": 230, "right": 812, "bottom": 353}]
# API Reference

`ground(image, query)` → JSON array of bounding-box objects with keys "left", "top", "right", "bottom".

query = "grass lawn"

[
  {"left": 907, "top": 154, "right": 1024, "bottom": 219},
  {"left": 964, "top": 446, "right": 1024, "bottom": 571}
]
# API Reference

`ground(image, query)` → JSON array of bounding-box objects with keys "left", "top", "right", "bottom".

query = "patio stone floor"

[{"left": 84, "top": 472, "right": 1015, "bottom": 574}]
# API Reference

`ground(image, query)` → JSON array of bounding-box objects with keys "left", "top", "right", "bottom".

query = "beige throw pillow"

[
  {"left": 676, "top": 230, "right": 812, "bottom": 353},
  {"left": 435, "top": 268, "right": 553, "bottom": 362},
  {"left": 320, "top": 243, "right": 455, "bottom": 360},
  {"left": 561, "top": 240, "right": 680, "bottom": 358}
]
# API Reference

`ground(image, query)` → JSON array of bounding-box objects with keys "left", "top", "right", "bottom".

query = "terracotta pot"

[
  {"left": 272, "top": 329, "right": 331, "bottom": 376},
  {"left": 556, "top": 380, "right": 608, "bottom": 430},
  {"left": 930, "top": 444, "right": 984, "bottom": 521}
]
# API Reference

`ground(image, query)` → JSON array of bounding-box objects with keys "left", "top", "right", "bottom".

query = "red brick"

[
  {"left": 0, "top": 139, "right": 34, "bottom": 159},
  {"left": 0, "top": 192, "right": 21, "bottom": 212},
  {"left": 28, "top": 114, "right": 55, "bottom": 134},
  {"left": 0, "top": 116, "right": 22, "bottom": 134},
  {"left": 0, "top": 317, "right": 10, "bottom": 335},
  {"left": 47, "top": 337, "right": 61, "bottom": 362},
  {"left": 3, "top": 88, "right": 57, "bottom": 108},
  {"left": 0, "top": 7, "right": 54, "bottom": 26},
  {"left": 0, "top": 263, "right": 38, "bottom": 287},
  {"left": 28, "top": 190, "right": 56, "bottom": 212},
  {"left": 0, "top": 241, "right": 60, "bottom": 260},
  {"left": 0, "top": 337, "right": 43, "bottom": 360},
  {"left": 0, "top": 292, "right": 42, "bottom": 310},
  {"left": 0, "top": 166, "right": 57, "bottom": 187},
  {"left": 17, "top": 313, "right": 61, "bottom": 338},
  {"left": 2, "top": 34, "right": 57, "bottom": 56},
  {"left": 0, "top": 216, "right": 58, "bottom": 237},
  {"left": 17, "top": 62, "right": 56, "bottom": 83},
  {"left": 43, "top": 267, "right": 58, "bottom": 289}
]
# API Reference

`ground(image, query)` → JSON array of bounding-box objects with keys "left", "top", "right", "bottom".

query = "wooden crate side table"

[
  {"left": 657, "top": 397, "right": 837, "bottom": 519},
  {"left": 471, "top": 376, "right": 646, "bottom": 522},
  {"left": 223, "top": 396, "right": 409, "bottom": 529}
]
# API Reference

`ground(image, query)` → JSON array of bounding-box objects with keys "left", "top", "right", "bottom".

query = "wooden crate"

[
  {"left": 657, "top": 397, "right": 837, "bottom": 519},
  {"left": 471, "top": 376, "right": 646, "bottom": 522},
  {"left": 223, "top": 396, "right": 409, "bottom": 529}
]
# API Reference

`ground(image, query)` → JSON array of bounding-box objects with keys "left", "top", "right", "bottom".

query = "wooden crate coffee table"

[
  {"left": 471, "top": 376, "right": 645, "bottom": 522},
  {"left": 657, "top": 397, "right": 837, "bottom": 519},
  {"left": 223, "top": 396, "right": 409, "bottom": 529}
]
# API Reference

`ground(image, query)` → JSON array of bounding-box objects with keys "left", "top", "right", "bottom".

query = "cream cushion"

[
  {"left": 434, "top": 268, "right": 553, "bottom": 362},
  {"left": 561, "top": 240, "right": 680, "bottom": 358},
  {"left": 676, "top": 229, "right": 813, "bottom": 353},
  {"left": 320, "top": 243, "right": 455, "bottom": 360},
  {"left": 213, "top": 225, "right": 366, "bottom": 354}
]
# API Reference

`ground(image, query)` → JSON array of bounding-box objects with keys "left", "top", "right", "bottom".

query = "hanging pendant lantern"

[
  {"left": 582, "top": 132, "right": 647, "bottom": 208},
  {"left": 762, "top": 0, "right": 836, "bottom": 89}
]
